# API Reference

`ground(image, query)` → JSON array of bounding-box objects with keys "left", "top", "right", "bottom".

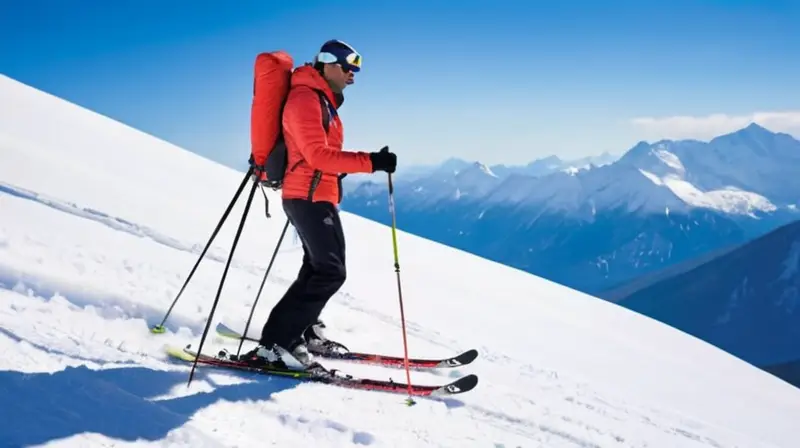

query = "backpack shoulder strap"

[
  {"left": 303, "top": 91, "right": 336, "bottom": 202},
  {"left": 318, "top": 92, "right": 335, "bottom": 133}
]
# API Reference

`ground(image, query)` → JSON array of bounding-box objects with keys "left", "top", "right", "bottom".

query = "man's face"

[{"left": 324, "top": 63, "right": 355, "bottom": 92}]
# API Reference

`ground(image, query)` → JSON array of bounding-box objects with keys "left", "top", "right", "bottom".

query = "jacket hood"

[{"left": 291, "top": 64, "right": 343, "bottom": 108}]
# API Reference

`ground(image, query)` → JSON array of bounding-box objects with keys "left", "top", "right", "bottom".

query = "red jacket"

[{"left": 281, "top": 65, "right": 373, "bottom": 204}]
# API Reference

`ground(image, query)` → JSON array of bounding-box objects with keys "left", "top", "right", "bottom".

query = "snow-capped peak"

[
  {"left": 475, "top": 161, "right": 498, "bottom": 178},
  {"left": 639, "top": 168, "right": 777, "bottom": 217},
  {"left": 562, "top": 166, "right": 580, "bottom": 175},
  {"left": 616, "top": 135, "right": 790, "bottom": 216},
  {"left": 452, "top": 161, "right": 498, "bottom": 178}
]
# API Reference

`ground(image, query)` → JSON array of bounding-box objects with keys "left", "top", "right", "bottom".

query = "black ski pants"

[{"left": 260, "top": 198, "right": 346, "bottom": 349}]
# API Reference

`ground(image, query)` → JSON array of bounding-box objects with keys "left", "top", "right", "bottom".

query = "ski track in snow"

[
  {"left": 0, "top": 179, "right": 288, "bottom": 272},
  {"left": 0, "top": 179, "right": 462, "bottom": 349},
  {"left": 0, "top": 180, "right": 769, "bottom": 448}
]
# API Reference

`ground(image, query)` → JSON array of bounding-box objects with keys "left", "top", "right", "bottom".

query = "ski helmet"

[{"left": 314, "top": 39, "right": 362, "bottom": 72}]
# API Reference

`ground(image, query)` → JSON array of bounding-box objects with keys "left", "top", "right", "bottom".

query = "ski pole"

[
  {"left": 151, "top": 168, "right": 252, "bottom": 334},
  {"left": 188, "top": 177, "right": 258, "bottom": 387},
  {"left": 387, "top": 172, "right": 415, "bottom": 406},
  {"left": 235, "top": 211, "right": 291, "bottom": 357}
]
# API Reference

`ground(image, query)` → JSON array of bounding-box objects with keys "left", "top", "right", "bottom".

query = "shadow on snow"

[{"left": 0, "top": 364, "right": 299, "bottom": 446}]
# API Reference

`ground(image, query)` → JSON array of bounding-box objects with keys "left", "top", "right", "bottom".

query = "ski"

[
  {"left": 214, "top": 321, "right": 478, "bottom": 369},
  {"left": 164, "top": 344, "right": 478, "bottom": 398}
]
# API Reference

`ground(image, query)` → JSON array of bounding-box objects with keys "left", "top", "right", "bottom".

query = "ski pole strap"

[{"left": 259, "top": 183, "right": 271, "bottom": 218}]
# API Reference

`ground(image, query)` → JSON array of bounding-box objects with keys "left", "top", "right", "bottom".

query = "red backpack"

[{"left": 249, "top": 51, "right": 332, "bottom": 190}]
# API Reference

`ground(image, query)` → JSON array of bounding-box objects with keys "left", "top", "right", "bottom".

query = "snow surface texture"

[{"left": 2, "top": 73, "right": 800, "bottom": 447}]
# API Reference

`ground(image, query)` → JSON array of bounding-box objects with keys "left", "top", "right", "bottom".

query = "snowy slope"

[{"left": 3, "top": 74, "right": 800, "bottom": 447}]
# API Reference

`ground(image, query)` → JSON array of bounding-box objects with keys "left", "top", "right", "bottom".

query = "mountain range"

[
  {"left": 341, "top": 123, "right": 800, "bottom": 295},
  {"left": 610, "top": 219, "right": 800, "bottom": 388},
  {"left": 341, "top": 151, "right": 619, "bottom": 195}
]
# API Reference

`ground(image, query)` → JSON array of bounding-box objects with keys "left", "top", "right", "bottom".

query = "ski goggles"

[{"left": 317, "top": 49, "right": 362, "bottom": 72}]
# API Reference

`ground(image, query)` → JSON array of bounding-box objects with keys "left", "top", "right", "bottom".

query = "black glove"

[{"left": 369, "top": 146, "right": 397, "bottom": 173}]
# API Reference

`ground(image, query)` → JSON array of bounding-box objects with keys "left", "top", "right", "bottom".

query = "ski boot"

[
  {"left": 239, "top": 341, "right": 327, "bottom": 374},
  {"left": 302, "top": 320, "right": 350, "bottom": 358}
]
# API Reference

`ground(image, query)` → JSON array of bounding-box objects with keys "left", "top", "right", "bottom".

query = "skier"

[{"left": 243, "top": 39, "right": 397, "bottom": 371}]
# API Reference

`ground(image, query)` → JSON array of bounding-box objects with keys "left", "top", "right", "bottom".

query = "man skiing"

[{"left": 243, "top": 39, "right": 397, "bottom": 371}]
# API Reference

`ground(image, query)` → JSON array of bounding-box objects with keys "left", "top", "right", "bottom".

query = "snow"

[
  {"left": 347, "top": 128, "right": 797, "bottom": 227},
  {"left": 475, "top": 162, "right": 498, "bottom": 178},
  {"left": 639, "top": 169, "right": 778, "bottom": 217},
  {"left": 484, "top": 163, "right": 689, "bottom": 219},
  {"left": 634, "top": 144, "right": 778, "bottom": 217},
  {"left": 639, "top": 169, "right": 664, "bottom": 186},
  {"left": 479, "top": 159, "right": 691, "bottom": 219},
  {"left": 562, "top": 166, "right": 580, "bottom": 175},
  {"left": 2, "top": 73, "right": 800, "bottom": 447},
  {"left": 353, "top": 153, "right": 617, "bottom": 210},
  {"left": 653, "top": 147, "right": 686, "bottom": 175},
  {"left": 451, "top": 162, "right": 502, "bottom": 199}
]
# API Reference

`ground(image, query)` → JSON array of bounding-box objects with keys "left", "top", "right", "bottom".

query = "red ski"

[
  {"left": 215, "top": 321, "right": 478, "bottom": 369},
  {"left": 164, "top": 344, "right": 478, "bottom": 398}
]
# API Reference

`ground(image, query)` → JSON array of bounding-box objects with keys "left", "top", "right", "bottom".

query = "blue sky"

[{"left": 2, "top": 0, "right": 799, "bottom": 168}]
